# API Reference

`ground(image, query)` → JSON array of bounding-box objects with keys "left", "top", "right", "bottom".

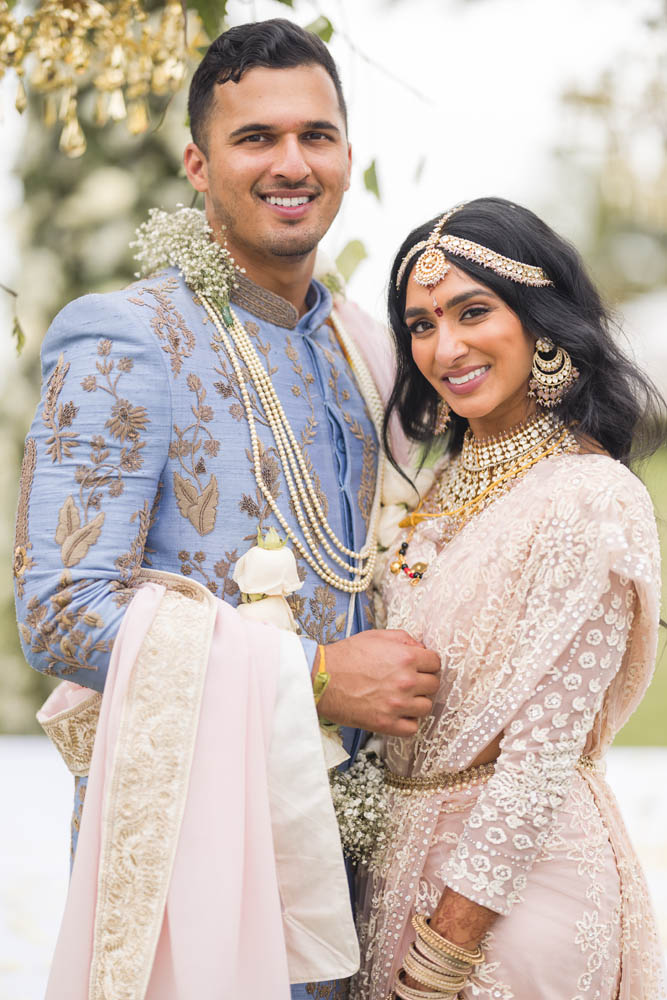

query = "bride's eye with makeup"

[
  {"left": 460, "top": 304, "right": 490, "bottom": 321},
  {"left": 408, "top": 318, "right": 433, "bottom": 336}
]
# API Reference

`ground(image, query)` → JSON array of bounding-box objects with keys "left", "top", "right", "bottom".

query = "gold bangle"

[
  {"left": 312, "top": 644, "right": 330, "bottom": 705},
  {"left": 402, "top": 952, "right": 467, "bottom": 991},
  {"left": 393, "top": 971, "right": 459, "bottom": 1000},
  {"left": 406, "top": 943, "right": 469, "bottom": 982},
  {"left": 412, "top": 914, "right": 484, "bottom": 965},
  {"left": 406, "top": 943, "right": 447, "bottom": 976},
  {"left": 414, "top": 936, "right": 471, "bottom": 972}
]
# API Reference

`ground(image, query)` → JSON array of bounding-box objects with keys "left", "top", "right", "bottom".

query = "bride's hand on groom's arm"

[{"left": 316, "top": 629, "right": 441, "bottom": 736}]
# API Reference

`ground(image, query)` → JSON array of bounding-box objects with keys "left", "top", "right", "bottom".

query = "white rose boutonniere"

[
  {"left": 234, "top": 527, "right": 349, "bottom": 769},
  {"left": 233, "top": 527, "right": 303, "bottom": 631}
]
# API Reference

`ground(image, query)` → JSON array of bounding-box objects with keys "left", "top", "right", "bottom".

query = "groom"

[{"left": 14, "top": 18, "right": 440, "bottom": 998}]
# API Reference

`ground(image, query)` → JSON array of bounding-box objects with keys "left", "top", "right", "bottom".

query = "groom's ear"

[
  {"left": 344, "top": 142, "right": 352, "bottom": 193},
  {"left": 184, "top": 142, "right": 209, "bottom": 193}
]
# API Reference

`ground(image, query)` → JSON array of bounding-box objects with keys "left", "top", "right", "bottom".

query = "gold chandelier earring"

[
  {"left": 434, "top": 398, "right": 451, "bottom": 434},
  {"left": 528, "top": 337, "right": 580, "bottom": 407}
]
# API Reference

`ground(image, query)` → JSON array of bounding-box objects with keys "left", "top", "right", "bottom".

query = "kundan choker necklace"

[
  {"left": 132, "top": 207, "right": 385, "bottom": 595},
  {"left": 391, "top": 411, "right": 579, "bottom": 584}
]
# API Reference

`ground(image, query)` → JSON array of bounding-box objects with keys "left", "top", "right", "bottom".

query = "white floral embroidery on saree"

[{"left": 353, "top": 454, "right": 666, "bottom": 1000}]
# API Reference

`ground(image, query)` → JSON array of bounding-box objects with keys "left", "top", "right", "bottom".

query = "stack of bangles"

[{"left": 390, "top": 914, "right": 484, "bottom": 1000}]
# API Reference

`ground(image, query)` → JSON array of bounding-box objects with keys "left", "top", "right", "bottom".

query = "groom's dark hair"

[{"left": 188, "top": 19, "right": 347, "bottom": 153}]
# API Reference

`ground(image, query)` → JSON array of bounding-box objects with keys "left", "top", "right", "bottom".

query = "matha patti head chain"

[{"left": 395, "top": 202, "right": 555, "bottom": 292}]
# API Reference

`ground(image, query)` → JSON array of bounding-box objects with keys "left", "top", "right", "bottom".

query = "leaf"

[
  {"left": 187, "top": 475, "right": 219, "bottom": 535},
  {"left": 190, "top": 0, "right": 228, "bottom": 39},
  {"left": 363, "top": 159, "right": 381, "bottom": 200},
  {"left": 55, "top": 496, "right": 81, "bottom": 545},
  {"left": 12, "top": 314, "right": 25, "bottom": 354},
  {"left": 335, "top": 240, "right": 368, "bottom": 282},
  {"left": 274, "top": 0, "right": 294, "bottom": 5},
  {"left": 174, "top": 471, "right": 218, "bottom": 534},
  {"left": 173, "top": 472, "right": 199, "bottom": 519},
  {"left": 306, "top": 16, "right": 334, "bottom": 42},
  {"left": 61, "top": 513, "right": 105, "bottom": 568}
]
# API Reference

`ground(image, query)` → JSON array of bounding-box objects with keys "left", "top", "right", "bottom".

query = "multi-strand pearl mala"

[{"left": 200, "top": 294, "right": 385, "bottom": 595}]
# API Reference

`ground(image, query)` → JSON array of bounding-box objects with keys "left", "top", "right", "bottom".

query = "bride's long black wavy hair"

[{"left": 383, "top": 197, "right": 666, "bottom": 468}]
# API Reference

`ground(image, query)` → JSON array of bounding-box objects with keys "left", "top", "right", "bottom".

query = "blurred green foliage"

[{"left": 617, "top": 447, "right": 667, "bottom": 745}]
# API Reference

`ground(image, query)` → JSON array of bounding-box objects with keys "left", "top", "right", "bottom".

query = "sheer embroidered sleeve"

[
  {"left": 444, "top": 574, "right": 636, "bottom": 915},
  {"left": 441, "top": 459, "right": 660, "bottom": 917},
  {"left": 13, "top": 290, "right": 172, "bottom": 691}
]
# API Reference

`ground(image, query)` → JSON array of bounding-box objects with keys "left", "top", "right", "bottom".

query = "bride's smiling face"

[{"left": 405, "top": 263, "right": 537, "bottom": 437}]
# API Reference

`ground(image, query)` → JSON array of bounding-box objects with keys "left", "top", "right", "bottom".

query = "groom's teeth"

[
  {"left": 265, "top": 196, "right": 310, "bottom": 206},
  {"left": 448, "top": 366, "right": 489, "bottom": 386}
]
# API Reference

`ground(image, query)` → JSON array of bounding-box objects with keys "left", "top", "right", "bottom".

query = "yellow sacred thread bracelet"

[{"left": 312, "top": 644, "right": 330, "bottom": 704}]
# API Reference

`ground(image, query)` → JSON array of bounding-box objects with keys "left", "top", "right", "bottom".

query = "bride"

[{"left": 351, "top": 197, "right": 666, "bottom": 999}]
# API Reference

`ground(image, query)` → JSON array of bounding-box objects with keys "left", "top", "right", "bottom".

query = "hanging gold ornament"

[
  {"left": 59, "top": 114, "right": 87, "bottom": 158},
  {"left": 108, "top": 88, "right": 127, "bottom": 122},
  {"left": 127, "top": 98, "right": 149, "bottom": 135},
  {"left": 14, "top": 77, "right": 27, "bottom": 114},
  {"left": 0, "top": 0, "right": 207, "bottom": 157}
]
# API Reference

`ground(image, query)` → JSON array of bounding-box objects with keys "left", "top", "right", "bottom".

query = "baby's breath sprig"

[
  {"left": 131, "top": 206, "right": 240, "bottom": 308},
  {"left": 329, "top": 747, "right": 390, "bottom": 867}
]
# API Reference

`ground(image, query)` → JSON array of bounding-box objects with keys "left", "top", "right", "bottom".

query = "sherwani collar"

[{"left": 230, "top": 271, "right": 332, "bottom": 333}]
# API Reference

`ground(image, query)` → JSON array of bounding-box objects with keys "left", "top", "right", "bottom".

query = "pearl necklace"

[{"left": 200, "top": 295, "right": 385, "bottom": 594}]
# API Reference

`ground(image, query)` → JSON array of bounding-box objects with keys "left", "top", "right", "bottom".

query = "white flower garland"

[
  {"left": 329, "top": 747, "right": 390, "bottom": 866},
  {"left": 131, "top": 206, "right": 239, "bottom": 305},
  {"left": 131, "top": 205, "right": 347, "bottom": 308}
]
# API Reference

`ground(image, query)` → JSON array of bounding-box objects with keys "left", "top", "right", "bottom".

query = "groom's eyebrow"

[
  {"left": 228, "top": 120, "right": 341, "bottom": 139},
  {"left": 404, "top": 288, "right": 493, "bottom": 318}
]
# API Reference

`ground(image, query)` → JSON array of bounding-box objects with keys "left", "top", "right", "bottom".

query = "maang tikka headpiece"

[{"left": 395, "top": 202, "right": 555, "bottom": 291}]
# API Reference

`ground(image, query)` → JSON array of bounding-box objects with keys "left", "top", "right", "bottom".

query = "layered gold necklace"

[{"left": 392, "top": 411, "right": 579, "bottom": 584}]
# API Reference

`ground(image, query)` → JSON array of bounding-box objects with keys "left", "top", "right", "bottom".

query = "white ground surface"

[{"left": 0, "top": 738, "right": 665, "bottom": 1000}]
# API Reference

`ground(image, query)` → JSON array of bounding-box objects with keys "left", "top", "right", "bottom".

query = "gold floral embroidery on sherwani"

[
  {"left": 19, "top": 571, "right": 112, "bottom": 677},
  {"left": 170, "top": 372, "right": 220, "bottom": 536},
  {"left": 128, "top": 276, "right": 196, "bottom": 376},
  {"left": 353, "top": 453, "right": 665, "bottom": 1000},
  {"left": 306, "top": 982, "right": 349, "bottom": 998},
  {"left": 43, "top": 353, "right": 81, "bottom": 463},
  {"left": 14, "top": 436, "right": 37, "bottom": 598},
  {"left": 56, "top": 337, "right": 150, "bottom": 568}
]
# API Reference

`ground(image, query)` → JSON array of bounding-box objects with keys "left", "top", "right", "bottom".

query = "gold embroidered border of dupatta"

[
  {"left": 88, "top": 570, "right": 216, "bottom": 1000},
  {"left": 40, "top": 690, "right": 103, "bottom": 776}
]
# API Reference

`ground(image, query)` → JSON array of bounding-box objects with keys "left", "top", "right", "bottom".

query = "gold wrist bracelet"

[{"left": 312, "top": 644, "right": 330, "bottom": 705}]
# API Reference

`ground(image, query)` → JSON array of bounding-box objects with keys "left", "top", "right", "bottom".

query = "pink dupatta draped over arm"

[{"left": 41, "top": 573, "right": 358, "bottom": 1000}]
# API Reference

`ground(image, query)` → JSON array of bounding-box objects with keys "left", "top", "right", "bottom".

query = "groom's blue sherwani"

[{"left": 14, "top": 268, "right": 378, "bottom": 1000}]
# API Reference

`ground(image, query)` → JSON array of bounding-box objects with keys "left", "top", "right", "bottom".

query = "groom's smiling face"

[{"left": 184, "top": 64, "right": 351, "bottom": 271}]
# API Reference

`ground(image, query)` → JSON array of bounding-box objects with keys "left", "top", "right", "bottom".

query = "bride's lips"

[{"left": 441, "top": 365, "right": 491, "bottom": 395}]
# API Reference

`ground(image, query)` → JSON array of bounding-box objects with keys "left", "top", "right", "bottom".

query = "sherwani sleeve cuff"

[{"left": 299, "top": 636, "right": 319, "bottom": 678}]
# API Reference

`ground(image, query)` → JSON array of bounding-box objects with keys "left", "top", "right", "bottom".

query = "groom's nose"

[{"left": 269, "top": 135, "right": 312, "bottom": 182}]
